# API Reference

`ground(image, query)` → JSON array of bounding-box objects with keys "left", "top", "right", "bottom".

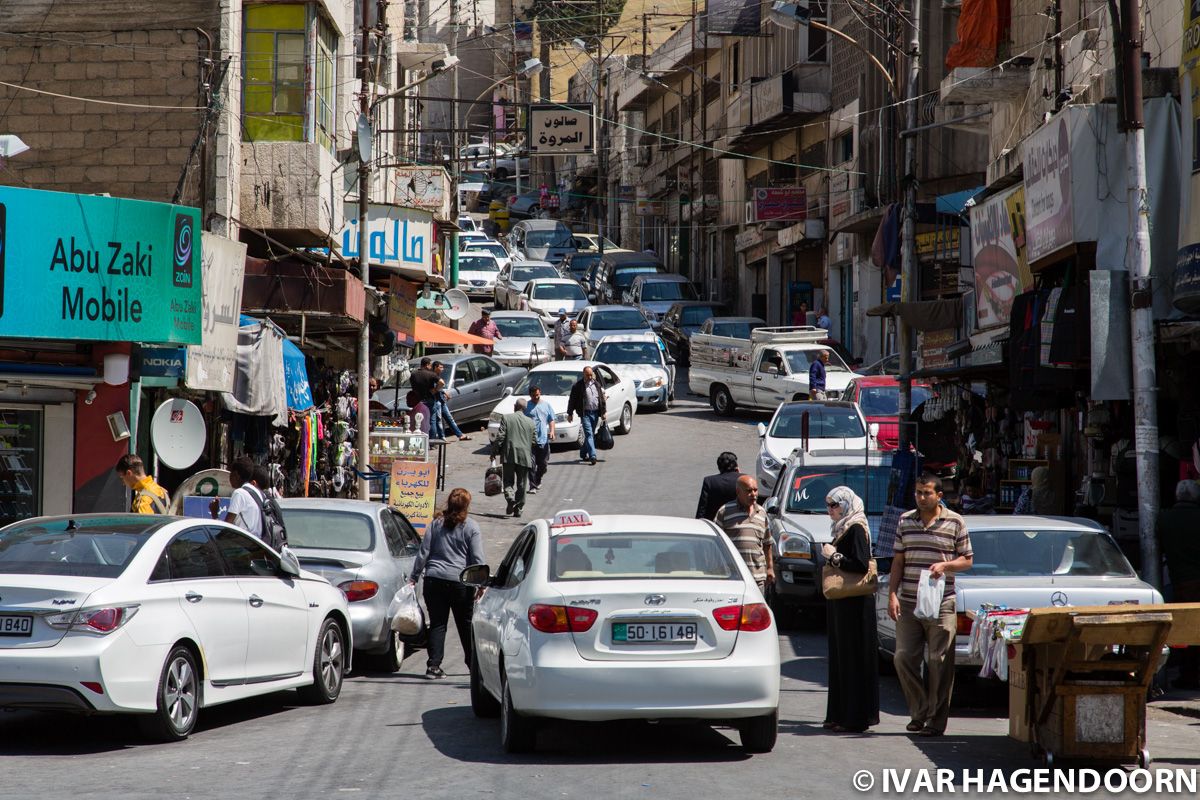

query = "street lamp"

[
  {"left": 767, "top": 1, "right": 896, "bottom": 98},
  {"left": 470, "top": 57, "right": 543, "bottom": 196}
]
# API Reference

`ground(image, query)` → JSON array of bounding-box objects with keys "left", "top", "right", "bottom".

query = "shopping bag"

[
  {"left": 914, "top": 568, "right": 946, "bottom": 620},
  {"left": 595, "top": 422, "right": 615, "bottom": 451},
  {"left": 388, "top": 583, "right": 426, "bottom": 635},
  {"left": 484, "top": 457, "right": 503, "bottom": 496}
]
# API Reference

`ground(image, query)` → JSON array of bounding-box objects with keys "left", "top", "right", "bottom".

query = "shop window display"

[{"left": 0, "top": 409, "right": 40, "bottom": 526}]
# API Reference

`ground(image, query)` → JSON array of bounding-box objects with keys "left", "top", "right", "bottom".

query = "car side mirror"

[
  {"left": 460, "top": 563, "right": 492, "bottom": 587},
  {"left": 502, "top": 386, "right": 514, "bottom": 397},
  {"left": 666, "top": 356, "right": 676, "bottom": 365},
  {"left": 763, "top": 497, "right": 780, "bottom": 516},
  {"left": 756, "top": 423, "right": 767, "bottom": 438},
  {"left": 587, "top": 293, "right": 596, "bottom": 302},
  {"left": 766, "top": 365, "right": 779, "bottom": 375},
  {"left": 869, "top": 422, "right": 880, "bottom": 439},
  {"left": 277, "top": 547, "right": 302, "bottom": 577}
]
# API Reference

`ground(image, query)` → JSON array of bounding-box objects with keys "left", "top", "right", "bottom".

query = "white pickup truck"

[{"left": 688, "top": 326, "right": 860, "bottom": 415}]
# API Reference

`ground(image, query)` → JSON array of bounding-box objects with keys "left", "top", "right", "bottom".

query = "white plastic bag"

[
  {"left": 914, "top": 568, "right": 946, "bottom": 621},
  {"left": 388, "top": 583, "right": 425, "bottom": 635}
]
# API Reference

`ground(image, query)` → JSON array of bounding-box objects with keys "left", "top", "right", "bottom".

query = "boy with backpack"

[
  {"left": 212, "top": 457, "right": 288, "bottom": 550},
  {"left": 114, "top": 454, "right": 171, "bottom": 514}
]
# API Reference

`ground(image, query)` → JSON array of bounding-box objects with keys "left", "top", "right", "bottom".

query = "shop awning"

[
  {"left": 866, "top": 299, "right": 963, "bottom": 332},
  {"left": 415, "top": 317, "right": 491, "bottom": 346}
]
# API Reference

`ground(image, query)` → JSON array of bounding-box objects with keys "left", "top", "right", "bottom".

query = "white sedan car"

[
  {"left": 593, "top": 333, "right": 675, "bottom": 411},
  {"left": 461, "top": 510, "right": 780, "bottom": 753},
  {"left": 487, "top": 361, "right": 638, "bottom": 445},
  {"left": 457, "top": 252, "right": 501, "bottom": 298},
  {"left": 755, "top": 400, "right": 872, "bottom": 496},
  {"left": 0, "top": 514, "right": 351, "bottom": 741},
  {"left": 517, "top": 277, "right": 590, "bottom": 320}
]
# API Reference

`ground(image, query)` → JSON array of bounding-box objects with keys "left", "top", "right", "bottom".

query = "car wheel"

[
  {"left": 738, "top": 710, "right": 778, "bottom": 753},
  {"left": 298, "top": 617, "right": 345, "bottom": 704},
  {"left": 710, "top": 384, "right": 735, "bottom": 416},
  {"left": 363, "top": 630, "right": 404, "bottom": 673},
  {"left": 139, "top": 645, "right": 200, "bottom": 742},
  {"left": 500, "top": 678, "right": 537, "bottom": 753},
  {"left": 616, "top": 403, "right": 633, "bottom": 434},
  {"left": 470, "top": 645, "right": 500, "bottom": 718}
]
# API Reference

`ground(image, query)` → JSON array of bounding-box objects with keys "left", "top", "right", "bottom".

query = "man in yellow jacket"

[{"left": 114, "top": 454, "right": 170, "bottom": 514}]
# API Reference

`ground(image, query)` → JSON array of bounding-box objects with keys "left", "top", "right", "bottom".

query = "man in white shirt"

[
  {"left": 562, "top": 319, "right": 588, "bottom": 360},
  {"left": 213, "top": 457, "right": 264, "bottom": 539},
  {"left": 553, "top": 309, "right": 572, "bottom": 359}
]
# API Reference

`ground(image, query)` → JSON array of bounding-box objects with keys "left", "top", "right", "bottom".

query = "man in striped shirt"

[
  {"left": 887, "top": 473, "right": 973, "bottom": 737},
  {"left": 714, "top": 475, "right": 774, "bottom": 590}
]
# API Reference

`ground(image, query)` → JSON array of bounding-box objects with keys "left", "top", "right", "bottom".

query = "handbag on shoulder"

[{"left": 821, "top": 527, "right": 878, "bottom": 600}]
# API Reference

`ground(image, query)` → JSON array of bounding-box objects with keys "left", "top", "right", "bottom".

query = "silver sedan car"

[{"left": 279, "top": 499, "right": 422, "bottom": 672}]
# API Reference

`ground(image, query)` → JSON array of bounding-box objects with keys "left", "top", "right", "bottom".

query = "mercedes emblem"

[
  {"left": 644, "top": 594, "right": 666, "bottom": 606},
  {"left": 1050, "top": 591, "right": 1069, "bottom": 607}
]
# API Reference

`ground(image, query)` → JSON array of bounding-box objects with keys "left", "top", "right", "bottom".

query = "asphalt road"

[{"left": 5, "top": 368, "right": 1200, "bottom": 799}]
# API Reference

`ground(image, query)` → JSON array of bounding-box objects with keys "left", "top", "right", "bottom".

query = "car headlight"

[
  {"left": 641, "top": 376, "right": 664, "bottom": 389},
  {"left": 778, "top": 531, "right": 813, "bottom": 560},
  {"left": 759, "top": 450, "right": 781, "bottom": 472},
  {"left": 489, "top": 412, "right": 502, "bottom": 423},
  {"left": 554, "top": 413, "right": 570, "bottom": 423}
]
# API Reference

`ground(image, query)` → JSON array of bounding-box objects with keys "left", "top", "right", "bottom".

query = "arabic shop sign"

[
  {"left": 0, "top": 186, "right": 202, "bottom": 344},
  {"left": 528, "top": 104, "right": 595, "bottom": 155},
  {"left": 337, "top": 203, "right": 434, "bottom": 276},
  {"left": 186, "top": 233, "right": 246, "bottom": 393}
]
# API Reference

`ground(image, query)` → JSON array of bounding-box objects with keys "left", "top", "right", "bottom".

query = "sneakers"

[
  {"left": 426, "top": 666, "right": 446, "bottom": 679},
  {"left": 590, "top": 457, "right": 597, "bottom": 465},
  {"left": 505, "top": 500, "right": 515, "bottom": 515},
  {"left": 528, "top": 486, "right": 539, "bottom": 494}
]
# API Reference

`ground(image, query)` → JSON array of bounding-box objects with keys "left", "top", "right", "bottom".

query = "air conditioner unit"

[{"left": 744, "top": 201, "right": 756, "bottom": 225}]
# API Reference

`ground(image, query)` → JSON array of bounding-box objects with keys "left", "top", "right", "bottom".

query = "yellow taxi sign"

[{"left": 551, "top": 509, "right": 593, "bottom": 530}]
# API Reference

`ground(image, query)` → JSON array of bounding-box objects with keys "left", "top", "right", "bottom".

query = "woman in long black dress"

[{"left": 822, "top": 485, "right": 880, "bottom": 733}]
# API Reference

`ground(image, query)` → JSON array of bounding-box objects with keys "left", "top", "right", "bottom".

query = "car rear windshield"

[
  {"left": 468, "top": 243, "right": 508, "bottom": 259},
  {"left": 495, "top": 318, "right": 546, "bottom": 338},
  {"left": 710, "top": 320, "right": 762, "bottom": 338},
  {"left": 613, "top": 266, "right": 660, "bottom": 289},
  {"left": 594, "top": 341, "right": 662, "bottom": 365},
  {"left": 858, "top": 385, "right": 932, "bottom": 416},
  {"left": 785, "top": 465, "right": 892, "bottom": 517},
  {"left": 681, "top": 305, "right": 724, "bottom": 325},
  {"left": 550, "top": 533, "right": 740, "bottom": 581},
  {"left": 969, "top": 529, "right": 1135, "bottom": 577},
  {"left": 280, "top": 510, "right": 374, "bottom": 551},
  {"left": 769, "top": 406, "right": 865, "bottom": 439},
  {"left": 0, "top": 518, "right": 158, "bottom": 577},
  {"left": 641, "top": 282, "right": 699, "bottom": 301},
  {"left": 531, "top": 283, "right": 586, "bottom": 301},
  {"left": 526, "top": 230, "right": 574, "bottom": 248},
  {"left": 513, "top": 266, "right": 559, "bottom": 282},
  {"left": 591, "top": 309, "right": 650, "bottom": 330},
  {"left": 516, "top": 370, "right": 580, "bottom": 396},
  {"left": 459, "top": 255, "right": 499, "bottom": 273}
]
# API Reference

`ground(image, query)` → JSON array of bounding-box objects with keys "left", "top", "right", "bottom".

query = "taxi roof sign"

[{"left": 550, "top": 509, "right": 593, "bottom": 530}]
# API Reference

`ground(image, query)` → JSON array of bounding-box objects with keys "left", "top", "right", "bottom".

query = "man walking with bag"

[
  {"left": 567, "top": 366, "right": 605, "bottom": 465},
  {"left": 495, "top": 398, "right": 536, "bottom": 516},
  {"left": 524, "top": 386, "right": 555, "bottom": 493},
  {"left": 888, "top": 473, "right": 973, "bottom": 737}
]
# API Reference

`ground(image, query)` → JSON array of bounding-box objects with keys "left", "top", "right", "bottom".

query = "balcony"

[
  {"left": 941, "top": 64, "right": 1032, "bottom": 104},
  {"left": 240, "top": 141, "right": 341, "bottom": 247},
  {"left": 722, "top": 65, "right": 830, "bottom": 155}
]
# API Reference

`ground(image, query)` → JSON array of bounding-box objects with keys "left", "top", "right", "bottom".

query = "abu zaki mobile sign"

[{"left": 0, "top": 186, "right": 202, "bottom": 344}]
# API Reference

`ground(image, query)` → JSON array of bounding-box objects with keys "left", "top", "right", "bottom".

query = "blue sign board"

[
  {"left": 886, "top": 277, "right": 902, "bottom": 303},
  {"left": 140, "top": 346, "right": 186, "bottom": 379}
]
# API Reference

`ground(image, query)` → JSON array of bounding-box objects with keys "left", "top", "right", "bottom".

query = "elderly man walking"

[
  {"left": 809, "top": 349, "right": 829, "bottom": 400},
  {"left": 495, "top": 397, "right": 537, "bottom": 517},
  {"left": 714, "top": 474, "right": 774, "bottom": 592},
  {"left": 567, "top": 366, "right": 606, "bottom": 465},
  {"left": 561, "top": 319, "right": 588, "bottom": 360}
]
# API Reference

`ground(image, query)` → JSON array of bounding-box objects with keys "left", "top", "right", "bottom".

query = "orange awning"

[{"left": 415, "top": 317, "right": 492, "bottom": 346}]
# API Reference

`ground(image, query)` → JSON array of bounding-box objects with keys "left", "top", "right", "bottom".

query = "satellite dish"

[
  {"left": 168, "top": 468, "right": 231, "bottom": 515},
  {"left": 443, "top": 288, "right": 470, "bottom": 320},
  {"left": 150, "top": 398, "right": 206, "bottom": 470}
]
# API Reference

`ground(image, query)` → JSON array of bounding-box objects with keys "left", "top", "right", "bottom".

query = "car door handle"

[
  {"left": 755, "top": 376, "right": 763, "bottom": 382},
  {"left": 248, "top": 594, "right": 264, "bottom": 608},
  {"left": 185, "top": 591, "right": 203, "bottom": 603}
]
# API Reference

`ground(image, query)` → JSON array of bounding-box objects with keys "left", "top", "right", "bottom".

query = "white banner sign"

[
  {"left": 528, "top": 104, "right": 595, "bottom": 154},
  {"left": 391, "top": 166, "right": 451, "bottom": 219},
  {"left": 1022, "top": 115, "right": 1074, "bottom": 263},
  {"left": 339, "top": 203, "right": 435, "bottom": 276},
  {"left": 185, "top": 233, "right": 246, "bottom": 392}
]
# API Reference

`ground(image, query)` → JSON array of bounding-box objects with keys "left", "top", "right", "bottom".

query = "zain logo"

[
  {"left": 172, "top": 213, "right": 194, "bottom": 288},
  {"left": 1050, "top": 591, "right": 1069, "bottom": 607},
  {"left": 644, "top": 594, "right": 666, "bottom": 606}
]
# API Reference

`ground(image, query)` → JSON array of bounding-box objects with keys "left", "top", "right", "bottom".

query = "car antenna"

[{"left": 66, "top": 519, "right": 79, "bottom": 533}]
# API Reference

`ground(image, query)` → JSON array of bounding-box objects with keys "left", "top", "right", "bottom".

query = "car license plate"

[
  {"left": 612, "top": 621, "right": 697, "bottom": 644},
  {"left": 0, "top": 614, "right": 33, "bottom": 637}
]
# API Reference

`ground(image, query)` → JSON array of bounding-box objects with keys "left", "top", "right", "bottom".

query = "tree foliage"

[{"left": 529, "top": 0, "right": 628, "bottom": 45}]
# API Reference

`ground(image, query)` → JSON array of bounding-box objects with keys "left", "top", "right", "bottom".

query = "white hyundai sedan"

[
  {"left": 487, "top": 361, "right": 638, "bottom": 445},
  {"left": 461, "top": 510, "right": 781, "bottom": 754},
  {"left": 0, "top": 514, "right": 351, "bottom": 741}
]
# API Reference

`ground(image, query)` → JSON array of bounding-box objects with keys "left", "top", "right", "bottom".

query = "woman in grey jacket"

[{"left": 410, "top": 488, "right": 486, "bottom": 679}]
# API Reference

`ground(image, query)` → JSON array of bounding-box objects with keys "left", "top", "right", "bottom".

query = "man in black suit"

[{"left": 696, "top": 451, "right": 742, "bottom": 520}]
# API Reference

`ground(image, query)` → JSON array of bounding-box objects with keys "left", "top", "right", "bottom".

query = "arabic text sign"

[
  {"left": 338, "top": 204, "right": 434, "bottom": 275},
  {"left": 753, "top": 187, "right": 807, "bottom": 222},
  {"left": 391, "top": 166, "right": 450, "bottom": 217},
  {"left": 0, "top": 186, "right": 202, "bottom": 344},
  {"left": 388, "top": 278, "right": 418, "bottom": 345},
  {"left": 528, "top": 104, "right": 595, "bottom": 154},
  {"left": 1022, "top": 116, "right": 1073, "bottom": 263},
  {"left": 388, "top": 459, "right": 437, "bottom": 534},
  {"left": 970, "top": 185, "right": 1029, "bottom": 331},
  {"left": 186, "top": 233, "right": 246, "bottom": 392}
]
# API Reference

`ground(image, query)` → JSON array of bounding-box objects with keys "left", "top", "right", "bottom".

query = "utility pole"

[
  {"left": 1115, "top": 0, "right": 1160, "bottom": 586},
  {"left": 449, "top": 0, "right": 461, "bottom": 290},
  {"left": 356, "top": 0, "right": 374, "bottom": 498},
  {"left": 896, "top": 0, "right": 921, "bottom": 450},
  {"left": 596, "top": 0, "right": 607, "bottom": 256}
]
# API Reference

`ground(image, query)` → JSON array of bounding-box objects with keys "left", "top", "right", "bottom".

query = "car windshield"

[
  {"left": 784, "top": 465, "right": 892, "bottom": 516},
  {"left": 513, "top": 266, "right": 559, "bottom": 282},
  {"left": 769, "top": 405, "right": 865, "bottom": 439},
  {"left": 549, "top": 533, "right": 740, "bottom": 581},
  {"left": 591, "top": 310, "right": 651, "bottom": 331},
  {"left": 460, "top": 172, "right": 488, "bottom": 183},
  {"left": 526, "top": 230, "right": 575, "bottom": 248},
  {"left": 969, "top": 529, "right": 1135, "bottom": 577},
  {"left": 458, "top": 255, "right": 498, "bottom": 273},
  {"left": 566, "top": 254, "right": 600, "bottom": 275},
  {"left": 281, "top": 510, "right": 374, "bottom": 551},
  {"left": 641, "top": 282, "right": 699, "bottom": 301},
  {"left": 858, "top": 385, "right": 933, "bottom": 416},
  {"left": 494, "top": 317, "right": 546, "bottom": 337},
  {"left": 0, "top": 517, "right": 159, "bottom": 577},
  {"left": 516, "top": 370, "right": 581, "bottom": 396},
  {"left": 711, "top": 320, "right": 763, "bottom": 338},
  {"left": 531, "top": 283, "right": 586, "bottom": 301},
  {"left": 614, "top": 266, "right": 660, "bottom": 289},
  {"left": 594, "top": 341, "right": 662, "bottom": 365},
  {"left": 468, "top": 243, "right": 508, "bottom": 259},
  {"left": 784, "top": 349, "right": 852, "bottom": 374},
  {"left": 681, "top": 306, "right": 724, "bottom": 326}
]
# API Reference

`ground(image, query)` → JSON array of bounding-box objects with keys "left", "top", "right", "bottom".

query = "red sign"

[{"left": 753, "top": 187, "right": 807, "bottom": 222}]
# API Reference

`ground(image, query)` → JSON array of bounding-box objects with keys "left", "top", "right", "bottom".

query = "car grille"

[
  {"left": 470, "top": 280, "right": 486, "bottom": 286},
  {"left": 633, "top": 379, "right": 642, "bottom": 388}
]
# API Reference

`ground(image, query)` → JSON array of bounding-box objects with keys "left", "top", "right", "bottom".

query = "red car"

[{"left": 842, "top": 375, "right": 933, "bottom": 451}]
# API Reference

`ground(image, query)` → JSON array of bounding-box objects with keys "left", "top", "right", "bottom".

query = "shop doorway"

[
  {"left": 0, "top": 408, "right": 42, "bottom": 526},
  {"left": 788, "top": 281, "right": 813, "bottom": 325}
]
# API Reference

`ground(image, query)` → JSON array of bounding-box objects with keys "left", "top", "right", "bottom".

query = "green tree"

[{"left": 529, "top": 0, "right": 628, "bottom": 44}]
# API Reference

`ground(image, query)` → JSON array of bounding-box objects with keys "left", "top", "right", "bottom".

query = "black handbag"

[{"left": 595, "top": 422, "right": 615, "bottom": 450}]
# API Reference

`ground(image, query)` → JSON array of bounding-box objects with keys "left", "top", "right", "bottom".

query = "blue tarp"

[{"left": 239, "top": 314, "right": 313, "bottom": 412}]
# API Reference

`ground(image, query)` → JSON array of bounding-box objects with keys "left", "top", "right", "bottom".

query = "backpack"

[
  {"left": 137, "top": 488, "right": 169, "bottom": 515},
  {"left": 247, "top": 486, "right": 288, "bottom": 552}
]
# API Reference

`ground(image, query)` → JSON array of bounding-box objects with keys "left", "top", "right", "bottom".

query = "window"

[
  {"left": 596, "top": 366, "right": 619, "bottom": 387},
  {"left": 161, "top": 528, "right": 226, "bottom": 580},
  {"left": 833, "top": 131, "right": 853, "bottom": 165},
  {"left": 388, "top": 510, "right": 422, "bottom": 553},
  {"left": 729, "top": 43, "right": 741, "bottom": 92},
  {"left": 0, "top": 519, "right": 156, "bottom": 579},
  {"left": 786, "top": 465, "right": 892, "bottom": 518},
  {"left": 681, "top": 305, "right": 724, "bottom": 325},
  {"left": 550, "top": 533, "right": 738, "bottom": 581},
  {"left": 279, "top": 510, "right": 374, "bottom": 551},
  {"left": 381, "top": 512, "right": 416, "bottom": 558},
  {"left": 212, "top": 528, "right": 280, "bottom": 577},
  {"left": 759, "top": 349, "right": 784, "bottom": 374},
  {"left": 470, "top": 357, "right": 501, "bottom": 380},
  {"left": 806, "top": 1, "right": 828, "bottom": 62},
  {"left": 314, "top": 21, "right": 335, "bottom": 150},
  {"left": 494, "top": 530, "right": 535, "bottom": 588},
  {"left": 769, "top": 405, "right": 865, "bottom": 439}
]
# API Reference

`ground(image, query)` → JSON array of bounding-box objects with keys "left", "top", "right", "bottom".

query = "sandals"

[{"left": 459, "top": 435, "right": 472, "bottom": 441}]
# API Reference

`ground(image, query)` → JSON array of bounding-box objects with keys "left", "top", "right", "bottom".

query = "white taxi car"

[
  {"left": 461, "top": 510, "right": 780, "bottom": 754},
  {"left": 487, "top": 361, "right": 638, "bottom": 445},
  {"left": 0, "top": 514, "right": 351, "bottom": 741}
]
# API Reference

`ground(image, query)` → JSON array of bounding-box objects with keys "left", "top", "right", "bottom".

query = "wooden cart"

[{"left": 1012, "top": 603, "right": 1200, "bottom": 767}]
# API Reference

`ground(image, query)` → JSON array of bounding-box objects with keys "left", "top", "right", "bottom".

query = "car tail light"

[
  {"left": 527, "top": 604, "right": 598, "bottom": 633},
  {"left": 80, "top": 681, "right": 104, "bottom": 695},
  {"left": 956, "top": 612, "right": 974, "bottom": 636},
  {"left": 47, "top": 605, "right": 139, "bottom": 634},
  {"left": 712, "top": 603, "right": 773, "bottom": 632},
  {"left": 339, "top": 580, "right": 379, "bottom": 602}
]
